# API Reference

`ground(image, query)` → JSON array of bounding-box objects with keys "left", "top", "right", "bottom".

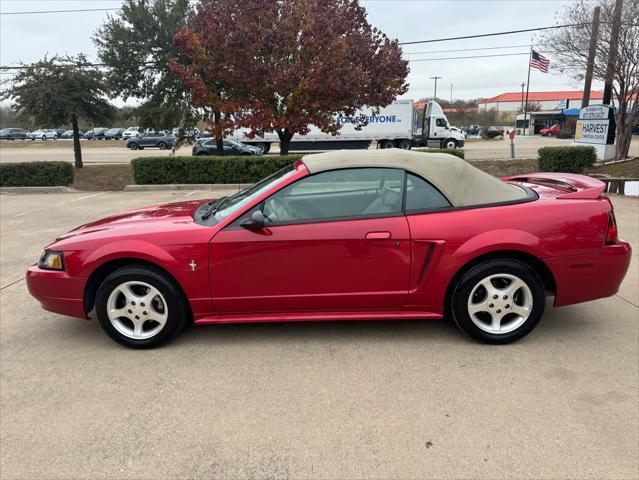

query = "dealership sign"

[{"left": 574, "top": 105, "right": 616, "bottom": 145}]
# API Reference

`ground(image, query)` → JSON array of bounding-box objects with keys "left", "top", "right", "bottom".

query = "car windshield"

[
  {"left": 206, "top": 165, "right": 297, "bottom": 225},
  {"left": 0, "top": 129, "right": 8, "bottom": 134},
  {"left": 224, "top": 139, "right": 242, "bottom": 147}
]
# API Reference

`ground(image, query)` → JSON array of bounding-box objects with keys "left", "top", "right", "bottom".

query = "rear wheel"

[
  {"left": 397, "top": 139, "right": 412, "bottom": 150},
  {"left": 128, "top": 142, "right": 139, "bottom": 150},
  {"left": 95, "top": 265, "right": 188, "bottom": 349},
  {"left": 450, "top": 259, "right": 545, "bottom": 344},
  {"left": 380, "top": 140, "right": 395, "bottom": 149},
  {"left": 158, "top": 141, "right": 167, "bottom": 150}
]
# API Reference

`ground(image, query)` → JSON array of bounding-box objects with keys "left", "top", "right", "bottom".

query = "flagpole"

[{"left": 523, "top": 46, "right": 532, "bottom": 136}]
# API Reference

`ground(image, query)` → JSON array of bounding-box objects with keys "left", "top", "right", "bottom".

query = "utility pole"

[
  {"left": 430, "top": 76, "right": 442, "bottom": 100},
  {"left": 581, "top": 5, "right": 601, "bottom": 108},
  {"left": 450, "top": 83, "right": 453, "bottom": 104},
  {"left": 602, "top": 0, "right": 622, "bottom": 106},
  {"left": 521, "top": 82, "right": 525, "bottom": 111}
]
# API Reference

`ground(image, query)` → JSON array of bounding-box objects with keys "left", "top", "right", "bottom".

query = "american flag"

[{"left": 530, "top": 49, "right": 550, "bottom": 73}]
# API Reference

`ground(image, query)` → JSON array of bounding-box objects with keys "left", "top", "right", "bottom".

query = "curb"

[
  {"left": 0, "top": 186, "right": 81, "bottom": 194},
  {"left": 124, "top": 183, "right": 252, "bottom": 192}
]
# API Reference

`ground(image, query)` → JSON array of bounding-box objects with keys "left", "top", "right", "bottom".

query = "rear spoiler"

[{"left": 501, "top": 172, "right": 606, "bottom": 200}]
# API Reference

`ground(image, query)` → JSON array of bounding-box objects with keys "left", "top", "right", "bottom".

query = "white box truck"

[{"left": 231, "top": 100, "right": 465, "bottom": 153}]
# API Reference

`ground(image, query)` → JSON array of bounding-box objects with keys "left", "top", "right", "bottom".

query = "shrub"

[
  {"left": 0, "top": 161, "right": 74, "bottom": 187},
  {"left": 538, "top": 146, "right": 596, "bottom": 173},
  {"left": 483, "top": 129, "right": 502, "bottom": 139},
  {"left": 413, "top": 148, "right": 465, "bottom": 159},
  {"left": 131, "top": 155, "right": 303, "bottom": 184},
  {"left": 556, "top": 128, "right": 574, "bottom": 139}
]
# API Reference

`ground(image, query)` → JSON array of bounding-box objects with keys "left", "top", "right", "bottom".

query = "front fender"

[{"left": 80, "top": 240, "right": 181, "bottom": 277}]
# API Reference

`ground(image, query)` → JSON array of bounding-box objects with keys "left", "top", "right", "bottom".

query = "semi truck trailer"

[{"left": 232, "top": 100, "right": 465, "bottom": 153}]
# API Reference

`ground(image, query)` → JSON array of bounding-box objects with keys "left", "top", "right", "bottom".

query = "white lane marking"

[
  {"left": 15, "top": 211, "right": 28, "bottom": 216},
  {"left": 0, "top": 193, "right": 16, "bottom": 197},
  {"left": 184, "top": 191, "right": 197, "bottom": 197},
  {"left": 76, "top": 192, "right": 107, "bottom": 201}
]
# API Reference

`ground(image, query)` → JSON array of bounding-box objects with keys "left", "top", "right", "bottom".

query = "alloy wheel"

[
  {"left": 106, "top": 281, "right": 168, "bottom": 340},
  {"left": 466, "top": 273, "right": 533, "bottom": 334}
]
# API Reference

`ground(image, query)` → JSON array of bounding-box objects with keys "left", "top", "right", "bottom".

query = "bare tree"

[{"left": 544, "top": 0, "right": 638, "bottom": 159}]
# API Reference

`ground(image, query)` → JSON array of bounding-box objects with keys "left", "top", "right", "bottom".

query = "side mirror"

[{"left": 241, "top": 210, "right": 266, "bottom": 230}]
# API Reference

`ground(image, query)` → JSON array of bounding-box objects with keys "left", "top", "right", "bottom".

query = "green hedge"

[
  {"left": 556, "top": 128, "right": 574, "bottom": 139},
  {"left": 413, "top": 148, "right": 465, "bottom": 159},
  {"left": 538, "top": 146, "right": 596, "bottom": 173},
  {"left": 0, "top": 161, "right": 74, "bottom": 187},
  {"left": 131, "top": 155, "right": 303, "bottom": 184}
]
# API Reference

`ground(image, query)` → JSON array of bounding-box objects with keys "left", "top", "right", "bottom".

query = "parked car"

[
  {"left": 83, "top": 128, "right": 109, "bottom": 140},
  {"left": 467, "top": 125, "right": 480, "bottom": 136},
  {"left": 0, "top": 128, "right": 29, "bottom": 140},
  {"left": 122, "top": 127, "right": 140, "bottom": 139},
  {"left": 192, "top": 138, "right": 262, "bottom": 156},
  {"left": 29, "top": 129, "right": 58, "bottom": 140},
  {"left": 60, "top": 129, "right": 83, "bottom": 139},
  {"left": 25, "top": 149, "right": 631, "bottom": 349},
  {"left": 54, "top": 128, "right": 67, "bottom": 138},
  {"left": 105, "top": 128, "right": 126, "bottom": 140},
  {"left": 172, "top": 127, "right": 201, "bottom": 139},
  {"left": 126, "top": 132, "right": 175, "bottom": 150},
  {"left": 540, "top": 124, "right": 561, "bottom": 136}
]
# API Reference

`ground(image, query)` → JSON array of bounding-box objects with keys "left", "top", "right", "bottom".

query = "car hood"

[{"left": 54, "top": 200, "right": 211, "bottom": 243}]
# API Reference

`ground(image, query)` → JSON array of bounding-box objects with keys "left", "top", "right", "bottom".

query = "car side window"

[
  {"left": 436, "top": 118, "right": 448, "bottom": 128},
  {"left": 405, "top": 173, "right": 451, "bottom": 212},
  {"left": 263, "top": 168, "right": 404, "bottom": 224}
]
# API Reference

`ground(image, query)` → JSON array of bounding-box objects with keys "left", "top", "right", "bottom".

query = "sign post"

[
  {"left": 573, "top": 105, "right": 616, "bottom": 161},
  {"left": 509, "top": 129, "right": 516, "bottom": 159}
]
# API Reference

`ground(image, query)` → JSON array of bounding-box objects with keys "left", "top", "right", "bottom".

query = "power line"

[
  {"left": 409, "top": 52, "right": 531, "bottom": 62},
  {"left": 399, "top": 24, "right": 587, "bottom": 45},
  {"left": 0, "top": 8, "right": 120, "bottom": 15},
  {"left": 404, "top": 44, "right": 532, "bottom": 55}
]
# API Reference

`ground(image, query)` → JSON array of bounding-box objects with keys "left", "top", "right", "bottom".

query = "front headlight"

[{"left": 38, "top": 251, "right": 65, "bottom": 270}]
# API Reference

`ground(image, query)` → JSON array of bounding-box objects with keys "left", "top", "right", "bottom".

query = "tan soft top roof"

[{"left": 302, "top": 149, "right": 527, "bottom": 207}]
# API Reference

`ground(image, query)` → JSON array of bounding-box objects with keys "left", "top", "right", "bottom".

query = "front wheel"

[
  {"left": 95, "top": 265, "right": 189, "bottom": 349},
  {"left": 450, "top": 259, "right": 545, "bottom": 344},
  {"left": 442, "top": 138, "right": 458, "bottom": 149}
]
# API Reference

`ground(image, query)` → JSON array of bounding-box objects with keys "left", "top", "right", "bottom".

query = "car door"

[
  {"left": 210, "top": 167, "right": 412, "bottom": 314},
  {"left": 140, "top": 134, "right": 155, "bottom": 147}
]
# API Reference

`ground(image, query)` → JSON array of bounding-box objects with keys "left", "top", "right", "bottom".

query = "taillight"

[{"left": 605, "top": 211, "right": 618, "bottom": 244}]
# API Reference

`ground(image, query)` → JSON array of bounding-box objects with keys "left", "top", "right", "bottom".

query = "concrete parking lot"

[
  {"left": 2, "top": 136, "right": 637, "bottom": 163},
  {"left": 0, "top": 191, "right": 637, "bottom": 479}
]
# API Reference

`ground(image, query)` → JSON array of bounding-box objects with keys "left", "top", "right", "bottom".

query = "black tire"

[
  {"left": 95, "top": 265, "right": 189, "bottom": 349},
  {"left": 450, "top": 258, "right": 545, "bottom": 344},
  {"left": 397, "top": 139, "right": 412, "bottom": 150},
  {"left": 128, "top": 142, "right": 139, "bottom": 150},
  {"left": 380, "top": 140, "right": 395, "bottom": 149},
  {"left": 158, "top": 141, "right": 167, "bottom": 150},
  {"left": 260, "top": 143, "right": 271, "bottom": 154},
  {"left": 442, "top": 138, "right": 458, "bottom": 149}
]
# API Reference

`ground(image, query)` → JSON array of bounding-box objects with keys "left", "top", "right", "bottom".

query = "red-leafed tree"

[{"left": 171, "top": 0, "right": 409, "bottom": 155}]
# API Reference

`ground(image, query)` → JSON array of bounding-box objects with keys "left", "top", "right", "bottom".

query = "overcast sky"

[{"left": 0, "top": 0, "right": 606, "bottom": 103}]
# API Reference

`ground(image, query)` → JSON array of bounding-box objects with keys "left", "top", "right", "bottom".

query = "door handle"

[{"left": 365, "top": 231, "right": 392, "bottom": 240}]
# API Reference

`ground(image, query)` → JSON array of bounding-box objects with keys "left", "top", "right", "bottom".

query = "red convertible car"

[{"left": 27, "top": 150, "right": 631, "bottom": 348}]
